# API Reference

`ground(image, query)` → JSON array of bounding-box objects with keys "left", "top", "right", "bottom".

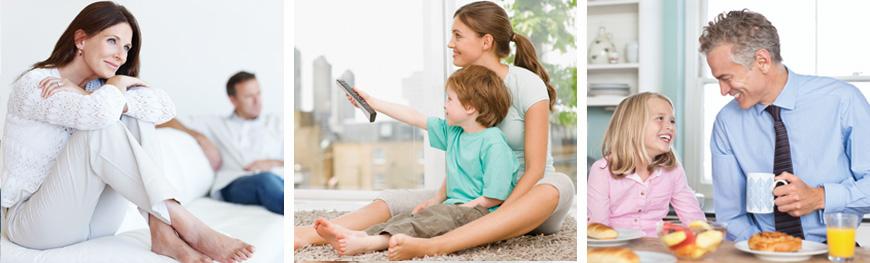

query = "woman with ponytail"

[{"left": 295, "top": 1, "right": 574, "bottom": 259}]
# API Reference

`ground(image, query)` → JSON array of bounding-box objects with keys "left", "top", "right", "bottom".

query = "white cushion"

[
  {"left": 0, "top": 127, "right": 282, "bottom": 262},
  {"left": 155, "top": 128, "right": 214, "bottom": 203}
]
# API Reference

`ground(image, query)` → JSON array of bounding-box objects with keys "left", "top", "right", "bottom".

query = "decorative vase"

[{"left": 588, "top": 26, "right": 616, "bottom": 64}]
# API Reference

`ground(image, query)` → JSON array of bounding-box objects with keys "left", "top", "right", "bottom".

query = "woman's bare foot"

[
  {"left": 294, "top": 226, "right": 315, "bottom": 250},
  {"left": 166, "top": 201, "right": 255, "bottom": 263},
  {"left": 313, "top": 218, "right": 368, "bottom": 255},
  {"left": 297, "top": 223, "right": 334, "bottom": 250},
  {"left": 388, "top": 234, "right": 439, "bottom": 260},
  {"left": 149, "top": 215, "right": 212, "bottom": 263}
]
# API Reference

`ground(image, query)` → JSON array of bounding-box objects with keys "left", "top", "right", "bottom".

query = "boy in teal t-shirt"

[
  {"left": 314, "top": 65, "right": 519, "bottom": 256},
  {"left": 427, "top": 117, "right": 517, "bottom": 212}
]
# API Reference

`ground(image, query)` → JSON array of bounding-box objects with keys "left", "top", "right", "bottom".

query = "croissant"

[
  {"left": 588, "top": 222, "right": 619, "bottom": 240},
  {"left": 588, "top": 247, "right": 639, "bottom": 263}
]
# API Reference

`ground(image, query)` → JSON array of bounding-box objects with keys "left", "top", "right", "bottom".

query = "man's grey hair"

[{"left": 699, "top": 9, "right": 782, "bottom": 68}]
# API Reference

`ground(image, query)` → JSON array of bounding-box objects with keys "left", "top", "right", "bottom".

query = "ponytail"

[
  {"left": 512, "top": 33, "right": 556, "bottom": 110},
  {"left": 454, "top": 1, "right": 556, "bottom": 110}
]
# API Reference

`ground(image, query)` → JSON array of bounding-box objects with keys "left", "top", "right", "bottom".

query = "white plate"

[
  {"left": 735, "top": 240, "right": 828, "bottom": 262},
  {"left": 636, "top": 251, "right": 676, "bottom": 263},
  {"left": 588, "top": 229, "right": 645, "bottom": 247}
]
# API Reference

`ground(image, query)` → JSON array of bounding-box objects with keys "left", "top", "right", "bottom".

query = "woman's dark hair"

[
  {"left": 454, "top": 1, "right": 556, "bottom": 110},
  {"left": 32, "top": 1, "right": 141, "bottom": 77}
]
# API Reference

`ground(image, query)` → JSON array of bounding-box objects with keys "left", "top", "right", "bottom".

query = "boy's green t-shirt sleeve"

[
  {"left": 427, "top": 117, "right": 449, "bottom": 151},
  {"left": 481, "top": 140, "right": 520, "bottom": 201}
]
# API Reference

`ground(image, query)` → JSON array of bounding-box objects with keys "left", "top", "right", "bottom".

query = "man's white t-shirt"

[{"left": 183, "top": 113, "right": 283, "bottom": 200}]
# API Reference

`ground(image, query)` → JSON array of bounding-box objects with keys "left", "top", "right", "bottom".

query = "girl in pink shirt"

[{"left": 588, "top": 92, "right": 705, "bottom": 237}]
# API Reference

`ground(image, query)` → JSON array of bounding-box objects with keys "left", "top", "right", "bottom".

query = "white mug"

[{"left": 746, "top": 172, "right": 789, "bottom": 214}]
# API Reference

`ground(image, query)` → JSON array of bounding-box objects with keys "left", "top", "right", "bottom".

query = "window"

[
  {"left": 684, "top": 1, "right": 870, "bottom": 197},
  {"left": 294, "top": 0, "right": 578, "bottom": 195},
  {"left": 294, "top": 0, "right": 447, "bottom": 191}
]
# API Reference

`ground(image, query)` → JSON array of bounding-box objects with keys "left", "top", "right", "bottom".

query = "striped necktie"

[{"left": 765, "top": 105, "right": 805, "bottom": 239}]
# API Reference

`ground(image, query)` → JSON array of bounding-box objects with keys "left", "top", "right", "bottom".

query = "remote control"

[{"left": 336, "top": 79, "right": 377, "bottom": 122}]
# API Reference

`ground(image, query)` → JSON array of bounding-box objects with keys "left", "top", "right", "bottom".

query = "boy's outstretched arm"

[{"left": 345, "top": 87, "right": 427, "bottom": 129}]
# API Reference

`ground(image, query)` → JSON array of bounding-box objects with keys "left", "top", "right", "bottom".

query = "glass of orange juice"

[{"left": 825, "top": 213, "right": 860, "bottom": 262}]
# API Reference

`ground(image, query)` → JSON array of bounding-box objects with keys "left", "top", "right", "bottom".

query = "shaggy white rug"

[{"left": 294, "top": 210, "right": 577, "bottom": 261}]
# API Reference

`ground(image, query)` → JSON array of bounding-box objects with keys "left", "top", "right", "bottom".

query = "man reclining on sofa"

[{"left": 160, "top": 71, "right": 284, "bottom": 215}]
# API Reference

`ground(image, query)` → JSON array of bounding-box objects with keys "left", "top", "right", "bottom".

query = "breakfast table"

[{"left": 626, "top": 237, "right": 870, "bottom": 262}]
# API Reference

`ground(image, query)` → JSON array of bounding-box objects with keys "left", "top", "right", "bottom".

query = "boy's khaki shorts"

[
  {"left": 365, "top": 204, "right": 488, "bottom": 238},
  {"left": 377, "top": 172, "right": 575, "bottom": 235}
]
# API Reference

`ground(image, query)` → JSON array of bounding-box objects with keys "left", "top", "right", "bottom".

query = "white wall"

[{"left": 0, "top": 0, "right": 284, "bottom": 134}]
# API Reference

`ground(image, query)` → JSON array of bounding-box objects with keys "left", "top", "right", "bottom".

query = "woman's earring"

[{"left": 77, "top": 49, "right": 82, "bottom": 56}]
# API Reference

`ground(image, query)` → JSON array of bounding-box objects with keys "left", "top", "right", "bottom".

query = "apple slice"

[
  {"left": 661, "top": 230, "right": 687, "bottom": 247},
  {"left": 689, "top": 246, "right": 706, "bottom": 259},
  {"left": 695, "top": 230, "right": 724, "bottom": 251},
  {"left": 669, "top": 229, "right": 695, "bottom": 249},
  {"left": 689, "top": 220, "right": 712, "bottom": 232},
  {"left": 670, "top": 229, "right": 696, "bottom": 250},
  {"left": 674, "top": 243, "right": 699, "bottom": 258}
]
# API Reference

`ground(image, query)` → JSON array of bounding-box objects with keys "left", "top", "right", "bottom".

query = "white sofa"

[{"left": 1, "top": 128, "right": 283, "bottom": 263}]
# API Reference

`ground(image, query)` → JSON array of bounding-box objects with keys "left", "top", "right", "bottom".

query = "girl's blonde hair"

[{"left": 602, "top": 92, "right": 678, "bottom": 176}]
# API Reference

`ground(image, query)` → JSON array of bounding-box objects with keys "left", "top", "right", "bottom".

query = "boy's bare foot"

[
  {"left": 149, "top": 215, "right": 212, "bottom": 263},
  {"left": 294, "top": 238, "right": 302, "bottom": 251},
  {"left": 336, "top": 234, "right": 390, "bottom": 256},
  {"left": 166, "top": 201, "right": 255, "bottom": 263},
  {"left": 313, "top": 218, "right": 368, "bottom": 255},
  {"left": 388, "top": 234, "right": 438, "bottom": 260}
]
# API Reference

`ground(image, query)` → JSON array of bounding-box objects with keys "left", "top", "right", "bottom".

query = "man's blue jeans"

[{"left": 220, "top": 172, "right": 284, "bottom": 214}]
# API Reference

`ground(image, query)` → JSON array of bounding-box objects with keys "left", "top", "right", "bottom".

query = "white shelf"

[
  {"left": 587, "top": 0, "right": 639, "bottom": 7},
  {"left": 587, "top": 63, "right": 639, "bottom": 71},
  {"left": 586, "top": 96, "right": 625, "bottom": 107},
  {"left": 586, "top": 0, "right": 662, "bottom": 102}
]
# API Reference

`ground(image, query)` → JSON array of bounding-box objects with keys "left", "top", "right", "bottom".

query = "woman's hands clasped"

[
  {"left": 106, "top": 75, "right": 148, "bottom": 92},
  {"left": 39, "top": 77, "right": 86, "bottom": 98},
  {"left": 39, "top": 75, "right": 148, "bottom": 98}
]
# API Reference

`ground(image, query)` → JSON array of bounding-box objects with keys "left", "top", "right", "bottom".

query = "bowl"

[{"left": 657, "top": 220, "right": 726, "bottom": 260}]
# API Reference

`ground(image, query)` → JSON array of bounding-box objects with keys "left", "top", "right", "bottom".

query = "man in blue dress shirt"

[{"left": 700, "top": 10, "right": 870, "bottom": 243}]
